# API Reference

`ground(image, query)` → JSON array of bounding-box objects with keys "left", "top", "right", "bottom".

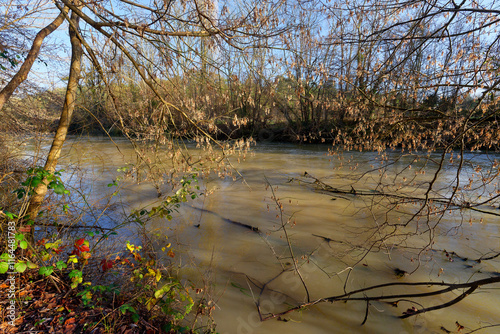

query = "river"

[{"left": 31, "top": 136, "right": 500, "bottom": 333}]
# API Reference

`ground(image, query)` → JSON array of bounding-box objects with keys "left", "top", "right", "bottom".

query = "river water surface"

[{"left": 33, "top": 137, "right": 500, "bottom": 334}]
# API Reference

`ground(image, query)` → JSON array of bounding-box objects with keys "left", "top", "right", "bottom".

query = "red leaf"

[
  {"left": 19, "top": 226, "right": 31, "bottom": 233},
  {"left": 100, "top": 259, "right": 114, "bottom": 272},
  {"left": 75, "top": 238, "right": 85, "bottom": 246},
  {"left": 37, "top": 238, "right": 47, "bottom": 246},
  {"left": 63, "top": 317, "right": 76, "bottom": 334},
  {"left": 121, "top": 258, "right": 133, "bottom": 267},
  {"left": 79, "top": 245, "right": 90, "bottom": 252}
]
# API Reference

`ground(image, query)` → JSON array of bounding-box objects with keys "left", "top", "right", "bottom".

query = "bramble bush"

[{"left": 0, "top": 167, "right": 215, "bottom": 333}]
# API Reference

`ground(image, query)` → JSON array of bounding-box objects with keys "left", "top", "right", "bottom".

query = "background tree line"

[{"left": 1, "top": 0, "right": 498, "bottom": 150}]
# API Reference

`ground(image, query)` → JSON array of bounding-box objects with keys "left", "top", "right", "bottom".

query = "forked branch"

[{"left": 259, "top": 276, "right": 500, "bottom": 322}]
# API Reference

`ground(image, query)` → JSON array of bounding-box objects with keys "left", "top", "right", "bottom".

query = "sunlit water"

[{"left": 25, "top": 137, "right": 500, "bottom": 333}]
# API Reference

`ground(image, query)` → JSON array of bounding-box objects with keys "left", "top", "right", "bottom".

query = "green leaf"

[
  {"left": 56, "top": 261, "right": 67, "bottom": 270},
  {"left": 45, "top": 240, "right": 61, "bottom": 250},
  {"left": 119, "top": 304, "right": 136, "bottom": 314},
  {"left": 5, "top": 211, "right": 17, "bottom": 219},
  {"left": 0, "top": 262, "right": 9, "bottom": 274},
  {"left": 131, "top": 312, "right": 140, "bottom": 323},
  {"left": 154, "top": 286, "right": 170, "bottom": 299},
  {"left": 39, "top": 266, "right": 54, "bottom": 276},
  {"left": 19, "top": 240, "right": 28, "bottom": 249},
  {"left": 15, "top": 233, "right": 25, "bottom": 241},
  {"left": 31, "top": 176, "right": 42, "bottom": 188},
  {"left": 107, "top": 180, "right": 118, "bottom": 187},
  {"left": 14, "top": 188, "right": 25, "bottom": 199},
  {"left": 69, "top": 269, "right": 83, "bottom": 289},
  {"left": 0, "top": 253, "right": 10, "bottom": 261},
  {"left": 68, "top": 269, "right": 82, "bottom": 279},
  {"left": 51, "top": 183, "right": 66, "bottom": 195},
  {"left": 27, "top": 261, "right": 38, "bottom": 269},
  {"left": 15, "top": 261, "right": 27, "bottom": 273}
]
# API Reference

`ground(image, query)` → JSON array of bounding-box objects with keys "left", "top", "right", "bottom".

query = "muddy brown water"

[{"left": 28, "top": 137, "right": 500, "bottom": 333}]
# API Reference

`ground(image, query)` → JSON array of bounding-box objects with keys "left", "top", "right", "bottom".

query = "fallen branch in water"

[
  {"left": 294, "top": 172, "right": 500, "bottom": 217},
  {"left": 192, "top": 207, "right": 260, "bottom": 233},
  {"left": 441, "top": 248, "right": 500, "bottom": 263},
  {"left": 223, "top": 218, "right": 260, "bottom": 232},
  {"left": 312, "top": 234, "right": 346, "bottom": 245},
  {"left": 258, "top": 275, "right": 500, "bottom": 322},
  {"left": 466, "top": 324, "right": 500, "bottom": 333}
]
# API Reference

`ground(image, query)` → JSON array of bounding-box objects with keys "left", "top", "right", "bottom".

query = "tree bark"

[
  {"left": 23, "top": 9, "right": 83, "bottom": 234},
  {"left": 0, "top": 7, "right": 68, "bottom": 110}
]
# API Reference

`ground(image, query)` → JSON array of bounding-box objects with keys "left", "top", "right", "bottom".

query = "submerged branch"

[
  {"left": 297, "top": 172, "right": 500, "bottom": 217},
  {"left": 192, "top": 207, "right": 260, "bottom": 233},
  {"left": 260, "top": 276, "right": 500, "bottom": 321}
]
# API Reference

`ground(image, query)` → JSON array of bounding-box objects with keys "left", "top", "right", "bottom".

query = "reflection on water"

[{"left": 34, "top": 137, "right": 500, "bottom": 333}]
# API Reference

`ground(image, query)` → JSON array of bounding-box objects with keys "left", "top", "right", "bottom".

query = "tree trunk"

[
  {"left": 0, "top": 7, "right": 68, "bottom": 110},
  {"left": 22, "top": 9, "right": 83, "bottom": 236}
]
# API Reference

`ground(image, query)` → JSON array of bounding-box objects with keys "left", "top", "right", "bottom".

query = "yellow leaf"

[
  {"left": 156, "top": 270, "right": 162, "bottom": 282},
  {"left": 126, "top": 242, "right": 134, "bottom": 252},
  {"left": 67, "top": 255, "right": 78, "bottom": 264},
  {"left": 146, "top": 299, "right": 154, "bottom": 311}
]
